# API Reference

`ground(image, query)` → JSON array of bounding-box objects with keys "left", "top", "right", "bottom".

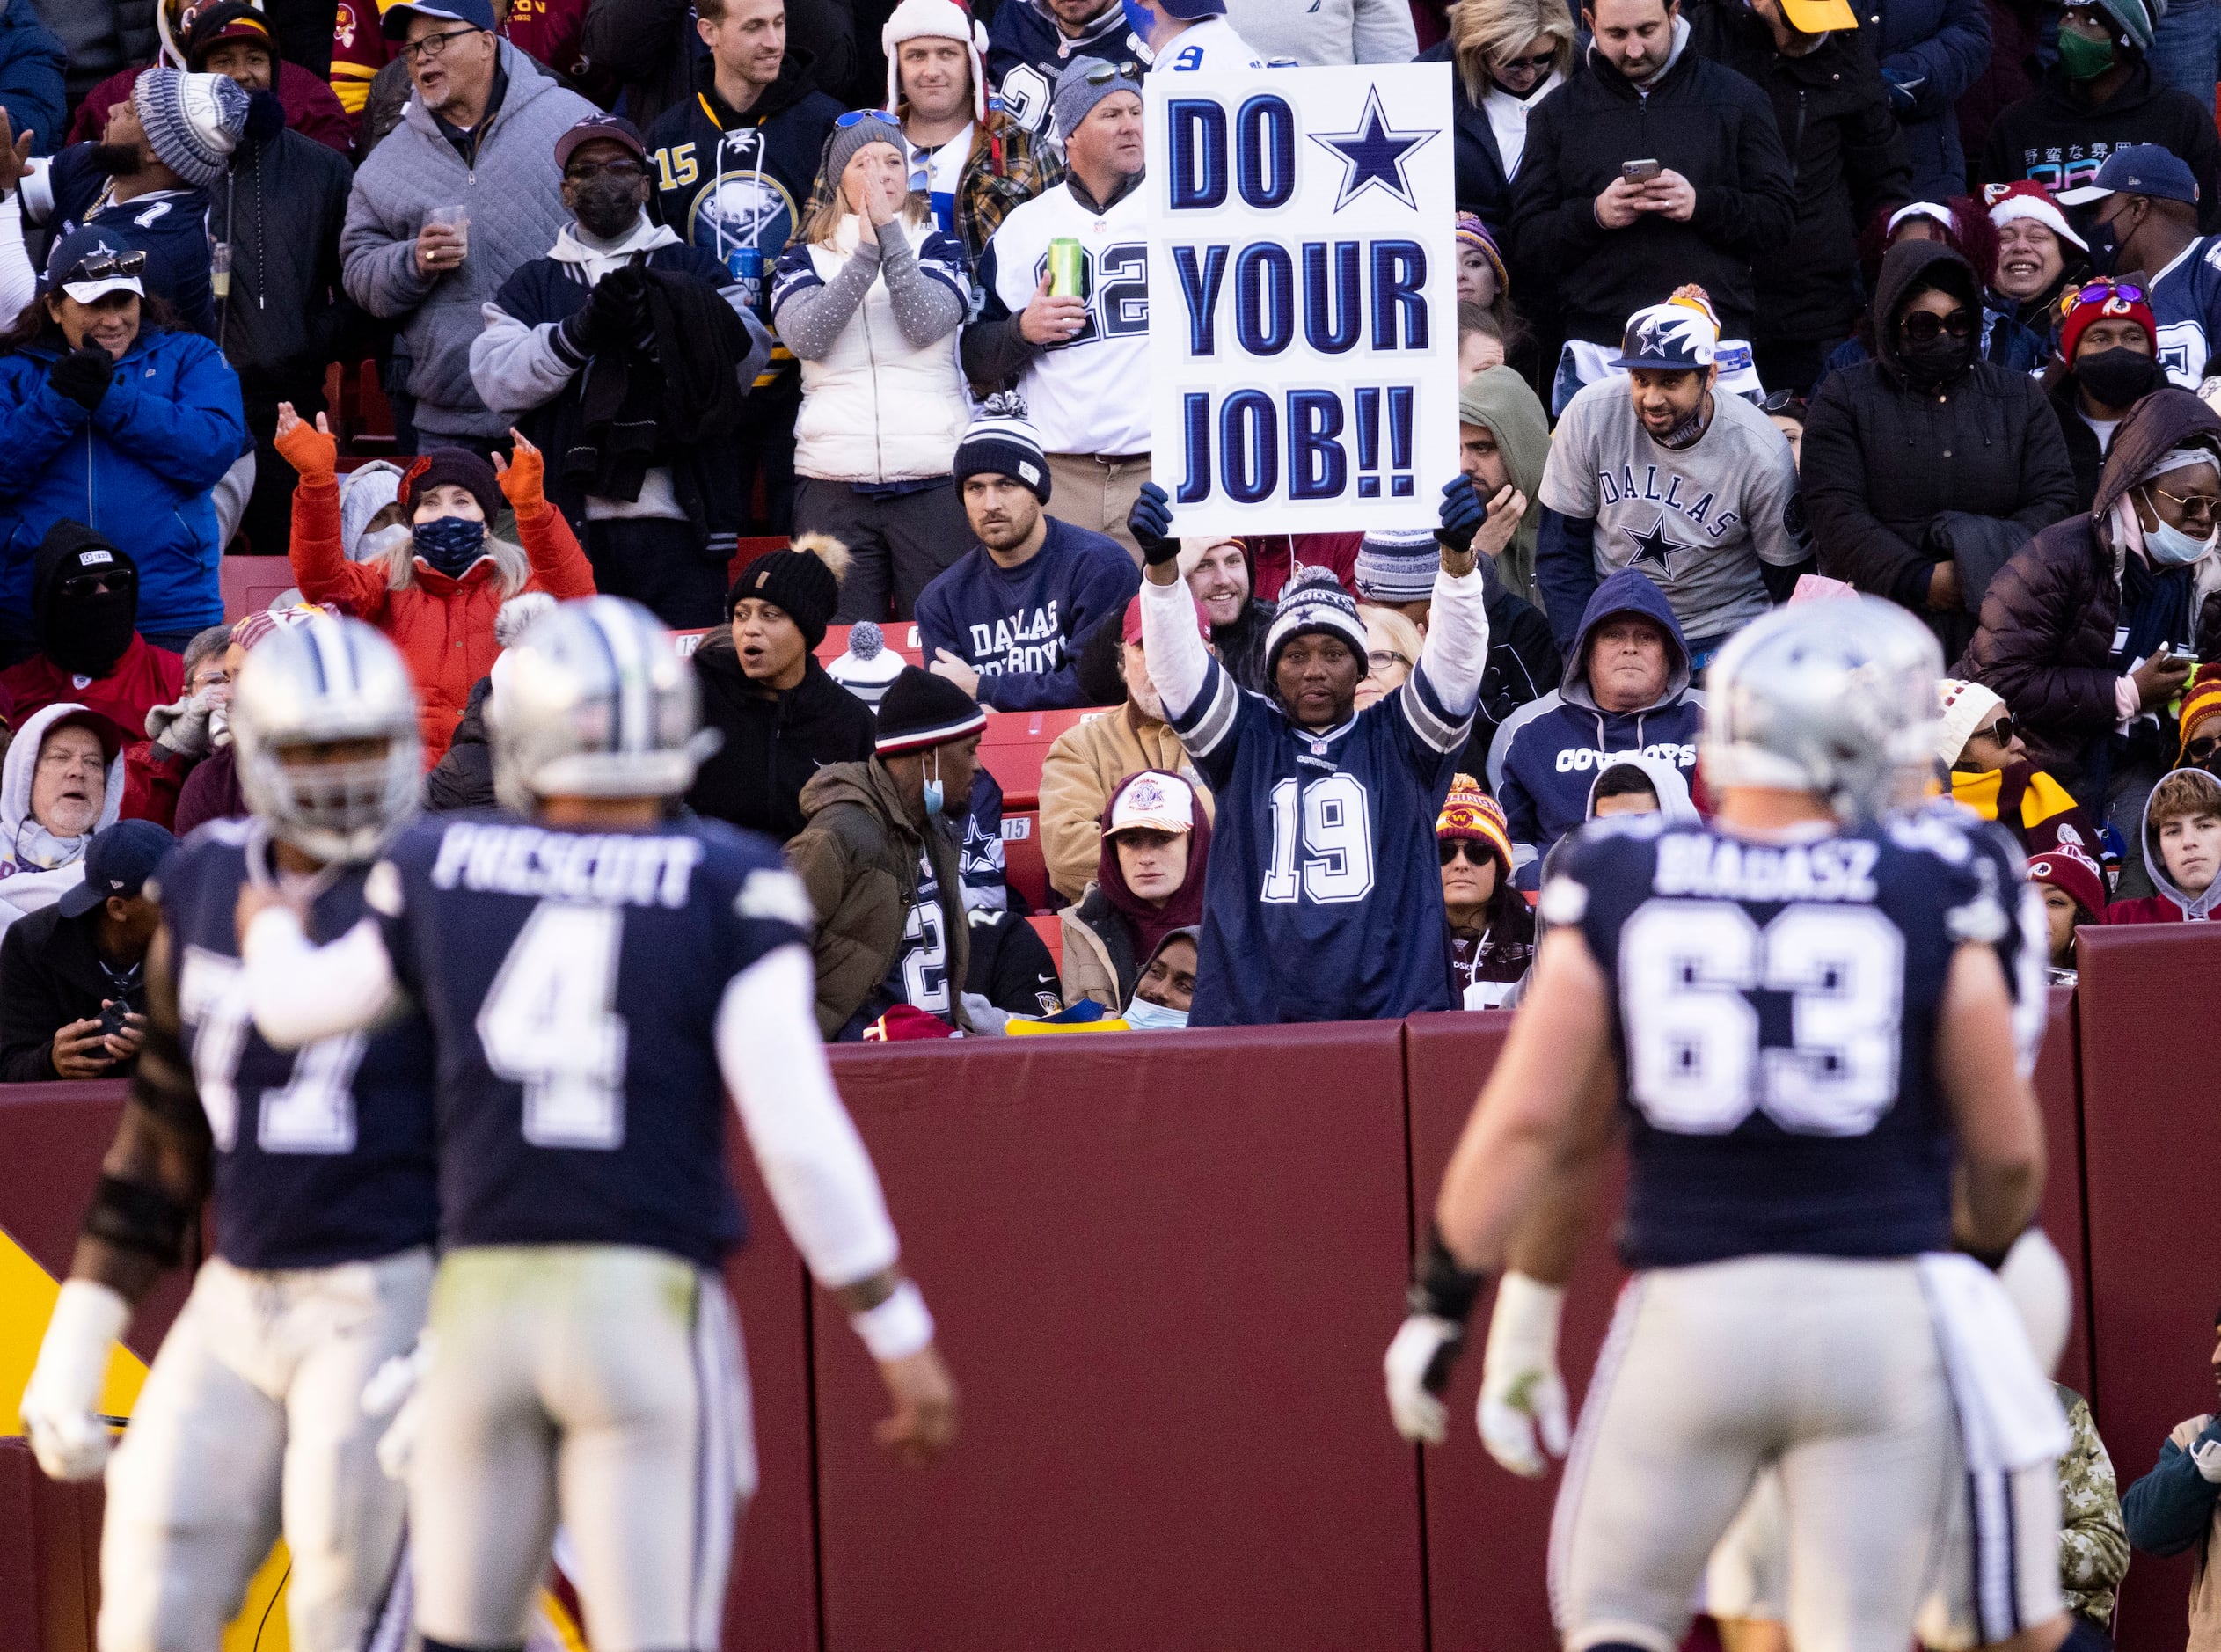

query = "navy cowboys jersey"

[
  {"left": 157, "top": 822, "right": 438, "bottom": 1272},
  {"left": 986, "top": 1, "right": 1153, "bottom": 137},
  {"left": 363, "top": 813, "right": 814, "bottom": 1268},
  {"left": 2144, "top": 235, "right": 2221, "bottom": 389},
  {"left": 1548, "top": 812, "right": 2011, "bottom": 1268},
  {"left": 1171, "top": 657, "right": 1471, "bottom": 1025}
]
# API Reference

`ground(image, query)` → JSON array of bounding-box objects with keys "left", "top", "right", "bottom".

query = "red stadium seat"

[
  {"left": 725, "top": 537, "right": 790, "bottom": 588},
  {"left": 1026, "top": 912, "right": 1062, "bottom": 976},
  {"left": 220, "top": 555, "right": 303, "bottom": 623},
  {"left": 977, "top": 707, "right": 1106, "bottom": 811},
  {"left": 1002, "top": 809, "right": 1048, "bottom": 913}
]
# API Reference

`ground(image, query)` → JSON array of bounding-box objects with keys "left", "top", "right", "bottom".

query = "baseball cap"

[
  {"left": 1107, "top": 771, "right": 1195, "bottom": 837},
  {"left": 1121, "top": 589, "right": 1211, "bottom": 646},
  {"left": 2057, "top": 143, "right": 2201, "bottom": 208},
  {"left": 555, "top": 113, "right": 646, "bottom": 170},
  {"left": 57, "top": 819, "right": 175, "bottom": 917},
  {"left": 44, "top": 226, "right": 145, "bottom": 303},
  {"left": 381, "top": 0, "right": 496, "bottom": 40},
  {"left": 1611, "top": 287, "right": 1721, "bottom": 372},
  {"left": 1777, "top": 0, "right": 1858, "bottom": 29}
]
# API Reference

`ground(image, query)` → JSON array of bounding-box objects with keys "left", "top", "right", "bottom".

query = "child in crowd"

[
  {"left": 2108, "top": 766, "right": 2221, "bottom": 923},
  {"left": 2028, "top": 844, "right": 2108, "bottom": 983}
]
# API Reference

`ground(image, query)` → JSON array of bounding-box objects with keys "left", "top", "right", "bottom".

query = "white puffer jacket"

[{"left": 785, "top": 216, "right": 974, "bottom": 484}]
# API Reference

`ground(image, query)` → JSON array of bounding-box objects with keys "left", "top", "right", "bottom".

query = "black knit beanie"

[
  {"left": 876, "top": 666, "right": 986, "bottom": 755},
  {"left": 403, "top": 448, "right": 502, "bottom": 524},
  {"left": 728, "top": 534, "right": 851, "bottom": 651}
]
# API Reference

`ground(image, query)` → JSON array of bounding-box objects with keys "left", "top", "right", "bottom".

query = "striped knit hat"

[
  {"left": 875, "top": 665, "right": 986, "bottom": 754},
  {"left": 1263, "top": 565, "right": 1367, "bottom": 676},
  {"left": 1455, "top": 214, "right": 1508, "bottom": 296},
  {"left": 2181, "top": 663, "right": 2221, "bottom": 760},
  {"left": 132, "top": 68, "right": 248, "bottom": 187},
  {"left": 1436, "top": 774, "right": 1512, "bottom": 872},
  {"left": 1355, "top": 528, "right": 1438, "bottom": 603},
  {"left": 953, "top": 391, "right": 1051, "bottom": 501}
]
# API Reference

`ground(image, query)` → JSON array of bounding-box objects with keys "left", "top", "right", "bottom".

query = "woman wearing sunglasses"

[
  {"left": 1434, "top": 776, "right": 1531, "bottom": 1010},
  {"left": 1417, "top": 0, "right": 1572, "bottom": 235},
  {"left": 1802, "top": 237, "right": 2079, "bottom": 661},
  {"left": 1934, "top": 676, "right": 2099, "bottom": 859}
]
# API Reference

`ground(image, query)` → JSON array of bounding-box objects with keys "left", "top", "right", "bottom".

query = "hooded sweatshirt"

[
  {"left": 1489, "top": 569, "right": 1706, "bottom": 884},
  {"left": 0, "top": 522, "right": 181, "bottom": 735},
  {"left": 2107, "top": 766, "right": 2221, "bottom": 922},
  {"left": 0, "top": 701, "right": 124, "bottom": 936},
  {"left": 1058, "top": 774, "right": 1213, "bottom": 1012},
  {"left": 1458, "top": 366, "right": 1551, "bottom": 611},
  {"left": 1980, "top": 61, "right": 2221, "bottom": 237}
]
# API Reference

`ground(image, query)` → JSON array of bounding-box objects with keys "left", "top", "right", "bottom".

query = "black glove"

[
  {"left": 1436, "top": 475, "right": 1485, "bottom": 556},
  {"left": 47, "top": 347, "right": 113, "bottom": 412},
  {"left": 559, "top": 272, "right": 639, "bottom": 355},
  {"left": 1129, "top": 480, "right": 1179, "bottom": 567},
  {"left": 598, "top": 264, "right": 648, "bottom": 325}
]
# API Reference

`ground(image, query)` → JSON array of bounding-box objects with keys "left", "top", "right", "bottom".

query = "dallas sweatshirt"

[{"left": 913, "top": 516, "right": 1140, "bottom": 712}]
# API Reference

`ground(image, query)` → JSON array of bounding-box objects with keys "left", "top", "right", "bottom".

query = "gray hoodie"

[
  {"left": 340, "top": 40, "right": 597, "bottom": 441},
  {"left": 2134, "top": 767, "right": 2221, "bottom": 922}
]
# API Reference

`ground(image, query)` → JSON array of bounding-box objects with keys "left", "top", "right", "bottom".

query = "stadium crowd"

[{"left": 0, "top": 0, "right": 2219, "bottom": 1626}]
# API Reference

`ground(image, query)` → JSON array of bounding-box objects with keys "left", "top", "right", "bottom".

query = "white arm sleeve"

[
  {"left": 1405, "top": 561, "right": 1490, "bottom": 739},
  {"left": 1137, "top": 567, "right": 1211, "bottom": 721},
  {"left": 718, "top": 945, "right": 901, "bottom": 1290},
  {"left": 240, "top": 908, "right": 401, "bottom": 1049},
  {"left": 18, "top": 159, "right": 51, "bottom": 226},
  {"left": 0, "top": 195, "right": 34, "bottom": 328}
]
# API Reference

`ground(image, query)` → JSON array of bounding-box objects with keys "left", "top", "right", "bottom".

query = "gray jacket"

[{"left": 340, "top": 40, "right": 595, "bottom": 440}]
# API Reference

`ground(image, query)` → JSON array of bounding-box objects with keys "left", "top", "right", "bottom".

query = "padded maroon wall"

[{"left": 811, "top": 1027, "right": 1426, "bottom": 1652}]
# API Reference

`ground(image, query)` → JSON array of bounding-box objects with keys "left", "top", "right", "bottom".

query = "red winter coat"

[
  {"left": 286, "top": 481, "right": 595, "bottom": 764},
  {"left": 68, "top": 59, "right": 354, "bottom": 155},
  {"left": 0, "top": 633, "right": 181, "bottom": 736}
]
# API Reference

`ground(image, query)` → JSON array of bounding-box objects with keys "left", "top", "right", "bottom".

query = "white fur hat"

[{"left": 881, "top": 0, "right": 989, "bottom": 125}]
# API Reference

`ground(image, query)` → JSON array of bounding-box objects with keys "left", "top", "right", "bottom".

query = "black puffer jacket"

[
  {"left": 1686, "top": 0, "right": 1910, "bottom": 348},
  {"left": 1802, "top": 239, "right": 2079, "bottom": 659},
  {"left": 216, "top": 128, "right": 358, "bottom": 400},
  {"left": 686, "top": 633, "right": 876, "bottom": 843},
  {"left": 1979, "top": 61, "right": 2221, "bottom": 235},
  {"left": 1962, "top": 387, "right": 2221, "bottom": 771},
  {"left": 1416, "top": 38, "right": 1541, "bottom": 234},
  {"left": 1504, "top": 25, "right": 1796, "bottom": 344}
]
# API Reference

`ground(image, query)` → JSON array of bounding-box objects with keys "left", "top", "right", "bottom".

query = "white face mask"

[{"left": 1122, "top": 993, "right": 1189, "bottom": 1030}]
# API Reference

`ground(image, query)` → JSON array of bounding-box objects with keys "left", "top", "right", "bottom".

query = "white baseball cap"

[{"left": 1107, "top": 771, "right": 1195, "bottom": 837}]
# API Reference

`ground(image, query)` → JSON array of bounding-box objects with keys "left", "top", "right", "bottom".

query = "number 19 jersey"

[
  {"left": 363, "top": 812, "right": 814, "bottom": 1268},
  {"left": 1546, "top": 811, "right": 2010, "bottom": 1269}
]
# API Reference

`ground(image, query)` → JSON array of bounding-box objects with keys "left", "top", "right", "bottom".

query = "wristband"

[
  {"left": 851, "top": 1278, "right": 934, "bottom": 1363},
  {"left": 1406, "top": 1223, "right": 1488, "bottom": 1326}
]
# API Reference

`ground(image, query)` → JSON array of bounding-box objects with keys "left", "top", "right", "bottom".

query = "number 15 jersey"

[
  {"left": 1547, "top": 811, "right": 2011, "bottom": 1269},
  {"left": 363, "top": 812, "right": 814, "bottom": 1268}
]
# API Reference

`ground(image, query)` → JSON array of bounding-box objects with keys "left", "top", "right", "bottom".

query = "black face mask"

[
  {"left": 2075, "top": 345, "right": 2162, "bottom": 409},
  {"left": 572, "top": 176, "right": 644, "bottom": 241},
  {"left": 43, "top": 581, "right": 137, "bottom": 676},
  {"left": 1896, "top": 333, "right": 1973, "bottom": 387},
  {"left": 87, "top": 143, "right": 139, "bottom": 176}
]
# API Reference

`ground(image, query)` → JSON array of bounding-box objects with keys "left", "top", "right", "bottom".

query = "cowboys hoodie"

[{"left": 1487, "top": 568, "right": 1706, "bottom": 884}]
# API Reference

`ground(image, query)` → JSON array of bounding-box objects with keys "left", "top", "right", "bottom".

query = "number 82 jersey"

[{"left": 1545, "top": 812, "right": 2011, "bottom": 1269}]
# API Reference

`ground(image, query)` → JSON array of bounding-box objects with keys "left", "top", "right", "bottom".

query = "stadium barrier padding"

[{"left": 1, "top": 931, "right": 2212, "bottom": 1651}]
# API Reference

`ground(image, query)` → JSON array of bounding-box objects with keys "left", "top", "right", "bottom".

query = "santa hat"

[
  {"left": 1982, "top": 179, "right": 2088, "bottom": 252},
  {"left": 1935, "top": 676, "right": 2008, "bottom": 764},
  {"left": 882, "top": 0, "right": 989, "bottom": 124}
]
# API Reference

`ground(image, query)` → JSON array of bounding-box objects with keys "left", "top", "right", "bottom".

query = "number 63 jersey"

[
  {"left": 1545, "top": 811, "right": 2017, "bottom": 1270},
  {"left": 362, "top": 812, "right": 814, "bottom": 1268}
]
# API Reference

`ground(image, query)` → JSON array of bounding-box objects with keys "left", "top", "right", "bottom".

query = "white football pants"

[
  {"left": 99, "top": 1246, "right": 433, "bottom": 1652},
  {"left": 408, "top": 1245, "right": 756, "bottom": 1652}
]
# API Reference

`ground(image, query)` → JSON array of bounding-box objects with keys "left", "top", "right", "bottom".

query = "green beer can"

[{"left": 1048, "top": 237, "right": 1087, "bottom": 299}]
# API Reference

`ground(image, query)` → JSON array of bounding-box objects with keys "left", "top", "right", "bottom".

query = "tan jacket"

[
  {"left": 1056, "top": 886, "right": 1129, "bottom": 1012},
  {"left": 1037, "top": 705, "right": 1216, "bottom": 904}
]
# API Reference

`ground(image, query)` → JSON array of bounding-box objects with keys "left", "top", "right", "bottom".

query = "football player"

[
  {"left": 1384, "top": 598, "right": 2104, "bottom": 1652},
  {"left": 18, "top": 617, "right": 435, "bottom": 1652},
  {"left": 236, "top": 596, "right": 955, "bottom": 1652}
]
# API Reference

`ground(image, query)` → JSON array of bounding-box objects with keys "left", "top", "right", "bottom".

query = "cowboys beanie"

[
  {"left": 1354, "top": 528, "right": 1439, "bottom": 604},
  {"left": 953, "top": 391, "right": 1052, "bottom": 502},
  {"left": 1264, "top": 566, "right": 1369, "bottom": 676},
  {"left": 729, "top": 533, "right": 854, "bottom": 651},
  {"left": 402, "top": 448, "right": 501, "bottom": 524},
  {"left": 1051, "top": 55, "right": 1143, "bottom": 144},
  {"left": 875, "top": 665, "right": 987, "bottom": 755},
  {"left": 133, "top": 68, "right": 249, "bottom": 187}
]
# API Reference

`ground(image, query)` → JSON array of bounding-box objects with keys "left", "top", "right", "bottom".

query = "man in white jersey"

[
  {"left": 962, "top": 55, "right": 1152, "bottom": 559},
  {"left": 1120, "top": 0, "right": 1265, "bottom": 72}
]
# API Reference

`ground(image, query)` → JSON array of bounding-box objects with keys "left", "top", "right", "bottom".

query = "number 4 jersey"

[
  {"left": 1547, "top": 811, "right": 2013, "bottom": 1269},
  {"left": 155, "top": 822, "right": 439, "bottom": 1272},
  {"left": 362, "top": 812, "right": 814, "bottom": 1268}
]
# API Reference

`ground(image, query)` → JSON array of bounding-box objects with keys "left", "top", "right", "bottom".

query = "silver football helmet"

[
  {"left": 1701, "top": 597, "right": 1943, "bottom": 822},
  {"left": 230, "top": 616, "right": 423, "bottom": 863},
  {"left": 487, "top": 596, "right": 717, "bottom": 814}
]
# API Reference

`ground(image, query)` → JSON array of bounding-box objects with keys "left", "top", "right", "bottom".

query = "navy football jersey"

[
  {"left": 1169, "top": 654, "right": 1471, "bottom": 1025},
  {"left": 157, "top": 822, "right": 438, "bottom": 1271},
  {"left": 1549, "top": 810, "right": 2010, "bottom": 1268},
  {"left": 363, "top": 812, "right": 812, "bottom": 1268}
]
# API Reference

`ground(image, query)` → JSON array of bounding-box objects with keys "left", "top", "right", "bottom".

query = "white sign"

[{"left": 1144, "top": 63, "right": 1459, "bottom": 538}]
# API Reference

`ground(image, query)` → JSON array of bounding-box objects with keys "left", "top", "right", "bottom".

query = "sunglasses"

[
  {"left": 1080, "top": 59, "right": 1141, "bottom": 84},
  {"left": 62, "top": 250, "right": 146, "bottom": 283},
  {"left": 1494, "top": 48, "right": 1556, "bottom": 74},
  {"left": 2151, "top": 482, "right": 2221, "bottom": 520},
  {"left": 2188, "top": 733, "right": 2221, "bottom": 764},
  {"left": 1900, "top": 309, "right": 1975, "bottom": 341},
  {"left": 2062, "top": 280, "right": 2148, "bottom": 315},
  {"left": 1757, "top": 388, "right": 1806, "bottom": 417},
  {"left": 1970, "top": 714, "right": 2016, "bottom": 747},
  {"left": 1439, "top": 839, "right": 1497, "bottom": 866},
  {"left": 564, "top": 157, "right": 645, "bottom": 181},
  {"left": 834, "top": 108, "right": 902, "bottom": 129}
]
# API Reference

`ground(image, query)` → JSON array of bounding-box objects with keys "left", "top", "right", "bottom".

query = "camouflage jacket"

[
  {"left": 801, "top": 106, "right": 1062, "bottom": 269},
  {"left": 2058, "top": 1385, "right": 2130, "bottom": 1626}
]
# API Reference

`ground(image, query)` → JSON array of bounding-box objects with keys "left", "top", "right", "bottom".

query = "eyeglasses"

[
  {"left": 1900, "top": 309, "right": 1975, "bottom": 341},
  {"left": 402, "top": 26, "right": 483, "bottom": 64},
  {"left": 2062, "top": 280, "right": 2148, "bottom": 315},
  {"left": 2188, "top": 732, "right": 2221, "bottom": 764},
  {"left": 1365, "top": 649, "right": 1411, "bottom": 675},
  {"left": 564, "top": 157, "right": 645, "bottom": 181},
  {"left": 2151, "top": 482, "right": 2221, "bottom": 520},
  {"left": 1439, "top": 839, "right": 1495, "bottom": 866},
  {"left": 1970, "top": 714, "right": 2017, "bottom": 747},
  {"left": 1494, "top": 48, "right": 1557, "bottom": 74},
  {"left": 61, "top": 250, "right": 145, "bottom": 284},
  {"left": 833, "top": 109, "right": 902, "bottom": 129}
]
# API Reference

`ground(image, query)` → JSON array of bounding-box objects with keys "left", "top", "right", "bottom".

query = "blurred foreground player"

[
  {"left": 237, "top": 596, "right": 955, "bottom": 1652},
  {"left": 18, "top": 617, "right": 435, "bottom": 1652},
  {"left": 1384, "top": 597, "right": 2101, "bottom": 1652}
]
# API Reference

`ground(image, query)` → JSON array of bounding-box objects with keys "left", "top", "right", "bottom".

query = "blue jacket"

[
  {"left": 914, "top": 517, "right": 1140, "bottom": 712},
  {"left": 2122, "top": 1412, "right": 2221, "bottom": 1556},
  {"left": 0, "top": 0, "right": 63, "bottom": 158},
  {"left": 1867, "top": 0, "right": 1992, "bottom": 200},
  {"left": 0, "top": 327, "right": 247, "bottom": 644},
  {"left": 1487, "top": 569, "right": 1706, "bottom": 884}
]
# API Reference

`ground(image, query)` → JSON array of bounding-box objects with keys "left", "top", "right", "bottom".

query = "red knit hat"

[
  {"left": 2057, "top": 278, "right": 2159, "bottom": 364},
  {"left": 2029, "top": 843, "right": 2107, "bottom": 925},
  {"left": 2180, "top": 662, "right": 2221, "bottom": 760},
  {"left": 1436, "top": 774, "right": 1513, "bottom": 873}
]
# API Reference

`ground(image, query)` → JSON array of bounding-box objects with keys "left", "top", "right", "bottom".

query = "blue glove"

[
  {"left": 1129, "top": 479, "right": 1179, "bottom": 567},
  {"left": 1437, "top": 475, "right": 1485, "bottom": 554},
  {"left": 1880, "top": 64, "right": 1924, "bottom": 117}
]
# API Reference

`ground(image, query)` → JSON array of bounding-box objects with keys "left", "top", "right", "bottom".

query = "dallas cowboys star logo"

[
  {"left": 1307, "top": 88, "right": 1437, "bottom": 212},
  {"left": 1622, "top": 512, "right": 1696, "bottom": 580}
]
